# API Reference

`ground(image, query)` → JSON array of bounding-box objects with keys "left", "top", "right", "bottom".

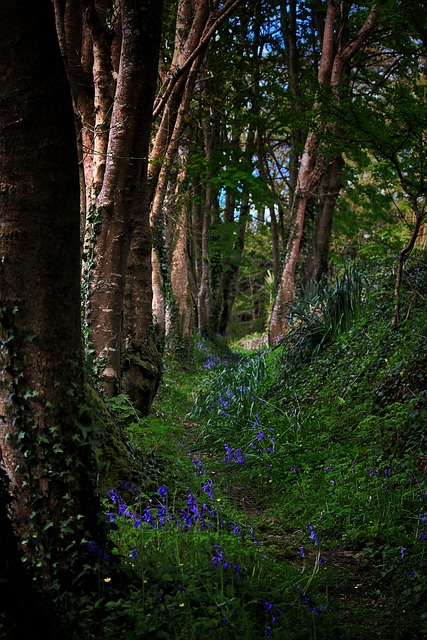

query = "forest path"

[{"left": 178, "top": 415, "right": 405, "bottom": 640}]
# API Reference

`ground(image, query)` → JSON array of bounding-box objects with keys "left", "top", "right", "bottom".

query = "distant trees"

[{"left": 269, "top": 0, "right": 380, "bottom": 344}]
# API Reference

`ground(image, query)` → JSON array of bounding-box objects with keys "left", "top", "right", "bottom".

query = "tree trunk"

[
  {"left": 0, "top": 0, "right": 99, "bottom": 601},
  {"left": 122, "top": 194, "right": 162, "bottom": 415},
  {"left": 168, "top": 147, "right": 196, "bottom": 362},
  {"left": 269, "top": 0, "right": 379, "bottom": 345},
  {"left": 391, "top": 206, "right": 425, "bottom": 329},
  {"left": 88, "top": 0, "right": 163, "bottom": 396},
  {"left": 304, "top": 152, "right": 344, "bottom": 284}
]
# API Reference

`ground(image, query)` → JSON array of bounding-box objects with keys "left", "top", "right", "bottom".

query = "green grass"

[{"left": 70, "top": 251, "right": 427, "bottom": 639}]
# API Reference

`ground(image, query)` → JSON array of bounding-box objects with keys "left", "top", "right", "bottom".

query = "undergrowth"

[{"left": 71, "top": 252, "right": 427, "bottom": 639}]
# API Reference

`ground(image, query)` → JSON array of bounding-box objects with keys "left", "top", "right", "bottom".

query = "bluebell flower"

[
  {"left": 308, "top": 524, "right": 318, "bottom": 545},
  {"left": 108, "top": 488, "right": 121, "bottom": 504},
  {"left": 296, "top": 584, "right": 324, "bottom": 617},
  {"left": 261, "top": 599, "right": 273, "bottom": 612},
  {"left": 186, "top": 492, "right": 199, "bottom": 522},
  {"left": 233, "top": 564, "right": 242, "bottom": 579},
  {"left": 158, "top": 485, "right": 167, "bottom": 498},
  {"left": 222, "top": 443, "right": 246, "bottom": 464},
  {"left": 230, "top": 521, "right": 241, "bottom": 535},
  {"left": 201, "top": 479, "right": 215, "bottom": 500},
  {"left": 400, "top": 547, "right": 406, "bottom": 558},
  {"left": 180, "top": 510, "right": 192, "bottom": 528},
  {"left": 325, "top": 466, "right": 333, "bottom": 471},
  {"left": 211, "top": 544, "right": 228, "bottom": 569},
  {"left": 218, "top": 397, "right": 229, "bottom": 409},
  {"left": 290, "top": 466, "right": 298, "bottom": 473},
  {"left": 192, "top": 459, "right": 206, "bottom": 475},
  {"left": 298, "top": 546, "right": 305, "bottom": 558},
  {"left": 142, "top": 507, "right": 155, "bottom": 527},
  {"left": 157, "top": 504, "right": 167, "bottom": 525}
]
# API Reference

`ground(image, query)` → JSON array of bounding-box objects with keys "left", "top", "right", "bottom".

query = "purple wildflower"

[
  {"left": 158, "top": 485, "right": 167, "bottom": 499},
  {"left": 308, "top": 524, "right": 318, "bottom": 545},
  {"left": 201, "top": 479, "right": 215, "bottom": 500}
]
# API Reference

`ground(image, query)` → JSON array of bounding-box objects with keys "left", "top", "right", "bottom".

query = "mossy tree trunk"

[{"left": 0, "top": 0, "right": 100, "bottom": 605}]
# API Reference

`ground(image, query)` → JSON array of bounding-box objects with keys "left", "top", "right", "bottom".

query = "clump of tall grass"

[
  {"left": 190, "top": 349, "right": 280, "bottom": 447},
  {"left": 282, "top": 262, "right": 366, "bottom": 364}
]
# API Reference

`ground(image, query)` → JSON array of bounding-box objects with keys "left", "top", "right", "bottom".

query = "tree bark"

[
  {"left": 168, "top": 146, "right": 196, "bottom": 361},
  {"left": 269, "top": 0, "right": 379, "bottom": 345},
  {"left": 0, "top": 0, "right": 99, "bottom": 600},
  {"left": 88, "top": 0, "right": 162, "bottom": 396},
  {"left": 304, "top": 152, "right": 344, "bottom": 283}
]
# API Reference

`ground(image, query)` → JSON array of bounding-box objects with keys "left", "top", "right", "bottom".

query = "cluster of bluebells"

[
  {"left": 106, "top": 481, "right": 258, "bottom": 544},
  {"left": 251, "top": 425, "right": 275, "bottom": 456},
  {"left": 203, "top": 355, "right": 221, "bottom": 369},
  {"left": 108, "top": 485, "right": 219, "bottom": 533},
  {"left": 222, "top": 443, "right": 247, "bottom": 464},
  {"left": 296, "top": 584, "right": 325, "bottom": 617},
  {"left": 260, "top": 599, "right": 282, "bottom": 639},
  {"left": 308, "top": 523, "right": 318, "bottom": 546},
  {"left": 367, "top": 466, "right": 392, "bottom": 491},
  {"left": 211, "top": 544, "right": 242, "bottom": 579}
]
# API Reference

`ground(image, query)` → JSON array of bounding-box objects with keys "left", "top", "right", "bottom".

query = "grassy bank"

[{"left": 75, "top": 253, "right": 427, "bottom": 639}]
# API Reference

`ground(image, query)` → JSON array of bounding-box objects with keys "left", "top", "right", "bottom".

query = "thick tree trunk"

[
  {"left": 55, "top": 0, "right": 163, "bottom": 406},
  {"left": 0, "top": 0, "right": 99, "bottom": 599},
  {"left": 88, "top": 0, "right": 163, "bottom": 396},
  {"left": 122, "top": 197, "right": 162, "bottom": 414}
]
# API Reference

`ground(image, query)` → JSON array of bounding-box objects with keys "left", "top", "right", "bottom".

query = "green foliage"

[
  {"left": 281, "top": 262, "right": 366, "bottom": 364},
  {"left": 186, "top": 252, "right": 427, "bottom": 637},
  {"left": 58, "top": 251, "right": 427, "bottom": 638}
]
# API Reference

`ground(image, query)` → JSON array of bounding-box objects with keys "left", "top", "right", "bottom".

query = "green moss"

[{"left": 85, "top": 385, "right": 141, "bottom": 493}]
